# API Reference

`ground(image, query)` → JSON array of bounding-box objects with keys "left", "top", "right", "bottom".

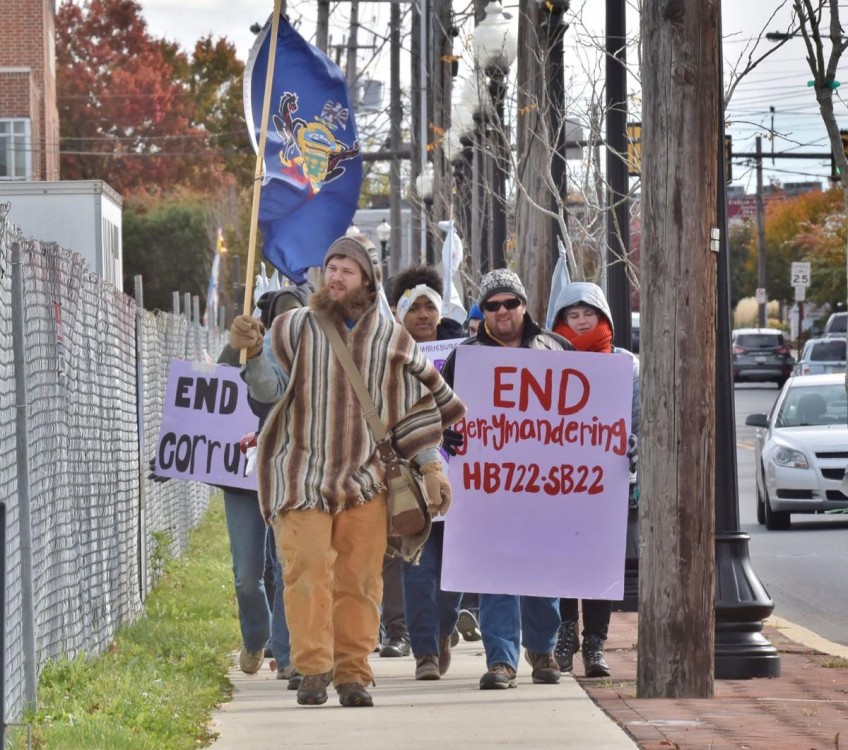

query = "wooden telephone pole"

[{"left": 638, "top": 0, "right": 719, "bottom": 698}]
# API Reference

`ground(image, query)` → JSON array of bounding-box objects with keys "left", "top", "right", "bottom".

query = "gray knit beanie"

[
  {"left": 478, "top": 269, "right": 527, "bottom": 306},
  {"left": 324, "top": 234, "right": 381, "bottom": 288}
]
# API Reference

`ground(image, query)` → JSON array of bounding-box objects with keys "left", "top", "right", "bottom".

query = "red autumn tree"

[{"left": 56, "top": 0, "right": 247, "bottom": 196}]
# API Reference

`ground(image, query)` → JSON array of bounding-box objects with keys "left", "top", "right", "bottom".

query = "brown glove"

[
  {"left": 230, "top": 315, "right": 265, "bottom": 359},
  {"left": 420, "top": 461, "right": 452, "bottom": 516}
]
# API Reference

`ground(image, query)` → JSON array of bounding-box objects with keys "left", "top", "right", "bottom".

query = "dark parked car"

[{"left": 731, "top": 328, "right": 795, "bottom": 388}]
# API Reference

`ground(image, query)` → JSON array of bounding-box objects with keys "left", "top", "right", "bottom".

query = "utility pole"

[
  {"left": 639, "top": 0, "right": 719, "bottom": 698},
  {"left": 410, "top": 0, "right": 423, "bottom": 262},
  {"left": 346, "top": 0, "right": 360, "bottom": 104},
  {"left": 316, "top": 0, "right": 329, "bottom": 53},
  {"left": 755, "top": 135, "right": 767, "bottom": 328},
  {"left": 388, "top": 0, "right": 403, "bottom": 276}
]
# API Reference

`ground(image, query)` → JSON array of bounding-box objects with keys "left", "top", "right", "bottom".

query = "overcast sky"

[{"left": 137, "top": 0, "right": 844, "bottom": 193}]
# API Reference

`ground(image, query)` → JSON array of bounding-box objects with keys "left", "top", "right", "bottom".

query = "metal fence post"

[
  {"left": 134, "top": 275, "right": 148, "bottom": 603},
  {"left": 192, "top": 295, "right": 201, "bottom": 358},
  {"left": 10, "top": 242, "right": 37, "bottom": 712}
]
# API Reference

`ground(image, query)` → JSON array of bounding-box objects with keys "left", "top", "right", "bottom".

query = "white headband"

[{"left": 396, "top": 284, "right": 443, "bottom": 325}]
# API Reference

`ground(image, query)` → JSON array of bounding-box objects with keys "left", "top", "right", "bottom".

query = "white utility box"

[{"left": 0, "top": 180, "right": 124, "bottom": 290}]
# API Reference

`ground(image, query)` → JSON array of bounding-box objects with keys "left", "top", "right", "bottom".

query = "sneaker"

[
  {"left": 337, "top": 682, "right": 373, "bottom": 707},
  {"left": 555, "top": 620, "right": 580, "bottom": 672},
  {"left": 415, "top": 654, "right": 441, "bottom": 680},
  {"left": 296, "top": 671, "right": 333, "bottom": 706},
  {"left": 450, "top": 628, "right": 460, "bottom": 647},
  {"left": 263, "top": 645, "right": 274, "bottom": 658},
  {"left": 438, "top": 635, "right": 452, "bottom": 676},
  {"left": 524, "top": 650, "right": 561, "bottom": 684},
  {"left": 238, "top": 646, "right": 264, "bottom": 675},
  {"left": 457, "top": 609, "right": 482, "bottom": 642},
  {"left": 479, "top": 663, "right": 517, "bottom": 690},
  {"left": 582, "top": 633, "right": 611, "bottom": 678},
  {"left": 380, "top": 635, "right": 411, "bottom": 658}
]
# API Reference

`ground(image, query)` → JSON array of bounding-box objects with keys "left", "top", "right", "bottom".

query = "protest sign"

[
  {"left": 418, "top": 338, "right": 463, "bottom": 371},
  {"left": 442, "top": 346, "right": 633, "bottom": 599},
  {"left": 154, "top": 360, "right": 258, "bottom": 490}
]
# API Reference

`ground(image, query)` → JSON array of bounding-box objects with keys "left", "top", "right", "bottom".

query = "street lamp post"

[
  {"left": 415, "top": 162, "right": 435, "bottom": 264},
  {"left": 376, "top": 218, "right": 391, "bottom": 281},
  {"left": 473, "top": 0, "right": 517, "bottom": 271},
  {"left": 714, "top": 7, "right": 780, "bottom": 680},
  {"left": 605, "top": 0, "right": 631, "bottom": 350}
]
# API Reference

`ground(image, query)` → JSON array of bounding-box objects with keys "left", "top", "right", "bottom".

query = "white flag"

[{"left": 438, "top": 220, "right": 467, "bottom": 323}]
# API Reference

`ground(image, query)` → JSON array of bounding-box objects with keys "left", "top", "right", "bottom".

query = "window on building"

[{"left": 0, "top": 119, "right": 32, "bottom": 180}]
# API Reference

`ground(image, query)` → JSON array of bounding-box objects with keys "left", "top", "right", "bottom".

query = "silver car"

[
  {"left": 794, "top": 336, "right": 846, "bottom": 376},
  {"left": 746, "top": 374, "right": 848, "bottom": 530}
]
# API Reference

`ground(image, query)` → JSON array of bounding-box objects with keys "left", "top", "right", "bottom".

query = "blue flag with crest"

[{"left": 244, "top": 16, "right": 362, "bottom": 283}]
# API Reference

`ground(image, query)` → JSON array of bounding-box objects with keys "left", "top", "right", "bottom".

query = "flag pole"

[{"left": 240, "top": 0, "right": 284, "bottom": 363}]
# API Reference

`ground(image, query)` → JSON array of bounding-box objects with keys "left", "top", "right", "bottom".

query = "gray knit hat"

[
  {"left": 324, "top": 234, "right": 381, "bottom": 287},
  {"left": 478, "top": 268, "right": 527, "bottom": 306}
]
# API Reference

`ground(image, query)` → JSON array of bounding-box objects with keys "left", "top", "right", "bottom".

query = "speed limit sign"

[{"left": 791, "top": 261, "right": 811, "bottom": 287}]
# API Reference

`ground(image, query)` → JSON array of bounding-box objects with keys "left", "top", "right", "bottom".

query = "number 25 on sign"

[{"left": 791, "top": 261, "right": 810, "bottom": 287}]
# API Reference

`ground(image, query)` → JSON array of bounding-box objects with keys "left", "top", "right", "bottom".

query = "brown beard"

[{"left": 310, "top": 283, "right": 374, "bottom": 321}]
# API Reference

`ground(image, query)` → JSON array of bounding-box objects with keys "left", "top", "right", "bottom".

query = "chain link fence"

[{"left": 0, "top": 209, "right": 226, "bottom": 725}]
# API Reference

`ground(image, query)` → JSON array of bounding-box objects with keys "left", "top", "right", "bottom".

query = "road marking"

[{"left": 737, "top": 441, "right": 755, "bottom": 451}]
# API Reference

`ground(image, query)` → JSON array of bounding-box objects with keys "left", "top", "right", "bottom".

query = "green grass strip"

[{"left": 9, "top": 494, "right": 241, "bottom": 750}]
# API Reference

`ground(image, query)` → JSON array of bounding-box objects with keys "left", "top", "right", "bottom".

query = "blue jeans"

[
  {"left": 479, "top": 593, "right": 560, "bottom": 669},
  {"left": 266, "top": 525, "right": 291, "bottom": 667},
  {"left": 223, "top": 490, "right": 290, "bottom": 667},
  {"left": 402, "top": 523, "right": 463, "bottom": 657}
]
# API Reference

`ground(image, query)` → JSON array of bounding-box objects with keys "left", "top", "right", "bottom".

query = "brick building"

[{"left": 0, "top": 0, "right": 60, "bottom": 180}]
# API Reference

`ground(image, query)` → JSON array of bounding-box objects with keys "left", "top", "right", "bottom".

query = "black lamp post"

[
  {"left": 415, "top": 163, "right": 435, "bottom": 264},
  {"left": 605, "top": 0, "right": 631, "bottom": 350},
  {"left": 473, "top": 0, "right": 517, "bottom": 272},
  {"left": 376, "top": 218, "right": 391, "bottom": 281},
  {"left": 714, "top": 5, "right": 780, "bottom": 680}
]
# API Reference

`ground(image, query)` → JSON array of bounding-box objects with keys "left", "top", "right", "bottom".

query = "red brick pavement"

[{"left": 579, "top": 612, "right": 848, "bottom": 750}]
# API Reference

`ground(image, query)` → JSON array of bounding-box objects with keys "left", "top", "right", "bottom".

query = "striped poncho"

[{"left": 256, "top": 304, "right": 466, "bottom": 520}]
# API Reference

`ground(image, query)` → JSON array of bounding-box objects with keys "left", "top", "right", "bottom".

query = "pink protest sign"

[
  {"left": 442, "top": 345, "right": 633, "bottom": 599},
  {"left": 154, "top": 360, "right": 258, "bottom": 490}
]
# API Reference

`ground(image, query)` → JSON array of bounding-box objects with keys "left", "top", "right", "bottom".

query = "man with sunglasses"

[{"left": 440, "top": 268, "right": 574, "bottom": 690}]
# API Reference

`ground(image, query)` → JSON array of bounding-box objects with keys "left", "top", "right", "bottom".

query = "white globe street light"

[
  {"left": 415, "top": 162, "right": 435, "bottom": 204},
  {"left": 472, "top": 1, "right": 518, "bottom": 77},
  {"left": 375, "top": 218, "right": 391, "bottom": 246}
]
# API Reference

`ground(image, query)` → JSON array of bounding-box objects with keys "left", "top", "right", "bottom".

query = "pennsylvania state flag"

[{"left": 244, "top": 15, "right": 362, "bottom": 283}]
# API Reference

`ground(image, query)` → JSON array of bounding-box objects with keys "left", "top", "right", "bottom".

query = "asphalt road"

[{"left": 733, "top": 382, "right": 848, "bottom": 646}]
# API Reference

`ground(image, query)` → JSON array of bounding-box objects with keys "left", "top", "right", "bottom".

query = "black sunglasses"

[{"left": 482, "top": 297, "right": 522, "bottom": 312}]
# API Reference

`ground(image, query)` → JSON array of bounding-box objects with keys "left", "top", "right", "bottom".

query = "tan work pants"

[{"left": 274, "top": 494, "right": 387, "bottom": 687}]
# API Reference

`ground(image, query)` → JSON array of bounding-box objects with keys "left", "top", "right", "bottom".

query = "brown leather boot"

[
  {"left": 296, "top": 671, "right": 333, "bottom": 706},
  {"left": 337, "top": 682, "right": 373, "bottom": 707}
]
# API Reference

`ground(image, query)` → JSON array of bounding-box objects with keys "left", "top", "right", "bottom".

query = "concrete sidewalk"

[
  {"left": 208, "top": 638, "right": 639, "bottom": 749},
  {"left": 209, "top": 610, "right": 848, "bottom": 749}
]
